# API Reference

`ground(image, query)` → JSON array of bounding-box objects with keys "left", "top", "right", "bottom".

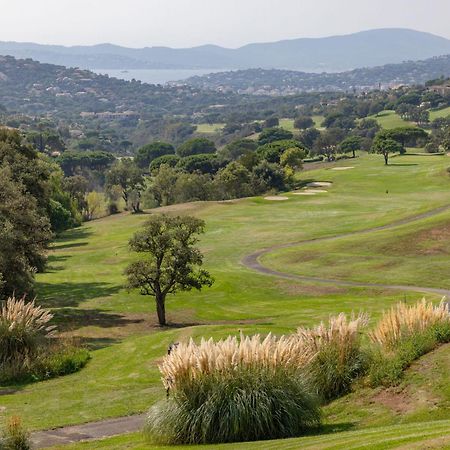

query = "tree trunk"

[
  {"left": 384, "top": 152, "right": 389, "bottom": 165},
  {"left": 352, "top": 150, "right": 356, "bottom": 158},
  {"left": 155, "top": 294, "right": 166, "bottom": 326}
]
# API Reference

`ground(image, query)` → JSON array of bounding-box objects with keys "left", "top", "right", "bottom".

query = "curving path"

[{"left": 242, "top": 204, "right": 450, "bottom": 298}]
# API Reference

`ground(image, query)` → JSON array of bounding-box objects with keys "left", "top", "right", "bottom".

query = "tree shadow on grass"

[
  {"left": 52, "top": 308, "right": 145, "bottom": 333},
  {"left": 45, "top": 254, "right": 72, "bottom": 272},
  {"left": 388, "top": 163, "right": 419, "bottom": 166},
  {"left": 36, "top": 282, "right": 122, "bottom": 308},
  {"left": 51, "top": 227, "right": 93, "bottom": 251}
]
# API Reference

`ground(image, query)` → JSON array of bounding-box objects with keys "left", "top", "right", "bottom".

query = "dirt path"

[
  {"left": 31, "top": 414, "right": 146, "bottom": 448},
  {"left": 242, "top": 203, "right": 450, "bottom": 298}
]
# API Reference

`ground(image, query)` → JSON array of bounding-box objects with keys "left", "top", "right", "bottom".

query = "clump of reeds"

[
  {"left": 0, "top": 295, "right": 55, "bottom": 368},
  {"left": 369, "top": 299, "right": 450, "bottom": 350},
  {"left": 147, "top": 332, "right": 321, "bottom": 445},
  {"left": 295, "top": 313, "right": 369, "bottom": 400}
]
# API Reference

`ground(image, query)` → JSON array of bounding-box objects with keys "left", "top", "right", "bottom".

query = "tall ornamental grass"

[
  {"left": 296, "top": 313, "right": 369, "bottom": 400},
  {"left": 146, "top": 333, "right": 321, "bottom": 444},
  {"left": 0, "top": 295, "right": 90, "bottom": 383},
  {"left": 368, "top": 299, "right": 450, "bottom": 387},
  {"left": 369, "top": 299, "right": 450, "bottom": 349},
  {"left": 0, "top": 295, "right": 55, "bottom": 369}
]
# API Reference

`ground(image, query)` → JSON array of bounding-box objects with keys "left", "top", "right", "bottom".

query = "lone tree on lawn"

[
  {"left": 125, "top": 214, "right": 213, "bottom": 326},
  {"left": 372, "top": 136, "right": 403, "bottom": 165}
]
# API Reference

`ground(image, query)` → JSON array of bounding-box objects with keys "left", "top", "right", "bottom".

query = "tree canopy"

[{"left": 125, "top": 215, "right": 213, "bottom": 326}]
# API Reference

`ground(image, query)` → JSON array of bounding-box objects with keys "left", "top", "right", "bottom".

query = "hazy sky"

[{"left": 1, "top": 0, "right": 449, "bottom": 48}]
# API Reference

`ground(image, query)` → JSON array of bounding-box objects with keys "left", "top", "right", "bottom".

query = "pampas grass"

[
  {"left": 0, "top": 295, "right": 55, "bottom": 369},
  {"left": 160, "top": 332, "right": 316, "bottom": 393},
  {"left": 296, "top": 313, "right": 369, "bottom": 400},
  {"left": 147, "top": 333, "right": 321, "bottom": 444},
  {"left": 369, "top": 299, "right": 450, "bottom": 350}
]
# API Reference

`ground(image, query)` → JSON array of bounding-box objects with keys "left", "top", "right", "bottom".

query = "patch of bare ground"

[{"left": 380, "top": 222, "right": 450, "bottom": 256}]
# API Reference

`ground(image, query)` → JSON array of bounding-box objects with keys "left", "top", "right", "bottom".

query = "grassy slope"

[
  {"left": 2, "top": 154, "right": 450, "bottom": 435},
  {"left": 430, "top": 106, "right": 450, "bottom": 121},
  {"left": 55, "top": 345, "right": 450, "bottom": 449},
  {"left": 370, "top": 110, "right": 414, "bottom": 129},
  {"left": 263, "top": 156, "right": 450, "bottom": 289},
  {"left": 195, "top": 123, "right": 225, "bottom": 133}
]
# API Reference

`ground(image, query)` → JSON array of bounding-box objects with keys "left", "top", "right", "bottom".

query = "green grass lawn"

[
  {"left": 2, "top": 154, "right": 450, "bottom": 442},
  {"left": 370, "top": 110, "right": 414, "bottom": 129},
  {"left": 279, "top": 118, "right": 295, "bottom": 132},
  {"left": 430, "top": 106, "right": 450, "bottom": 121},
  {"left": 194, "top": 123, "right": 224, "bottom": 133}
]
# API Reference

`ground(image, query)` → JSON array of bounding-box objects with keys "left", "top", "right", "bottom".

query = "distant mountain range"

[
  {"left": 181, "top": 55, "right": 450, "bottom": 95},
  {"left": 1, "top": 29, "right": 450, "bottom": 72}
]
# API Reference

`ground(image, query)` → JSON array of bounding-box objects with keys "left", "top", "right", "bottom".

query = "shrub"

[
  {"left": 0, "top": 295, "right": 55, "bottom": 371},
  {"left": 0, "top": 416, "right": 30, "bottom": 450},
  {"left": 296, "top": 313, "right": 369, "bottom": 401},
  {"left": 146, "top": 333, "right": 320, "bottom": 444},
  {"left": 29, "top": 340, "right": 91, "bottom": 381}
]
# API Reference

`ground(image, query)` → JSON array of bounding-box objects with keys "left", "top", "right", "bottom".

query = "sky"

[{"left": 1, "top": 0, "right": 449, "bottom": 48}]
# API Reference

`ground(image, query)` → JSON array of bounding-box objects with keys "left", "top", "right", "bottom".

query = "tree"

[
  {"left": 258, "top": 127, "right": 293, "bottom": 145},
  {"left": 84, "top": 191, "right": 104, "bottom": 221},
  {"left": 105, "top": 159, "right": 144, "bottom": 213},
  {"left": 372, "top": 136, "right": 403, "bottom": 165},
  {"left": 149, "top": 164, "right": 179, "bottom": 206},
  {"left": 0, "top": 166, "right": 51, "bottom": 298},
  {"left": 176, "top": 138, "right": 216, "bottom": 157},
  {"left": 294, "top": 116, "right": 314, "bottom": 130},
  {"left": 218, "top": 139, "right": 258, "bottom": 161},
  {"left": 312, "top": 129, "right": 345, "bottom": 161},
  {"left": 134, "top": 142, "right": 175, "bottom": 169},
  {"left": 214, "top": 162, "right": 252, "bottom": 199},
  {"left": 280, "top": 147, "right": 305, "bottom": 170},
  {"left": 264, "top": 117, "right": 279, "bottom": 128},
  {"left": 256, "top": 139, "right": 306, "bottom": 164},
  {"left": 149, "top": 154, "right": 180, "bottom": 172},
  {"left": 176, "top": 153, "right": 219, "bottom": 174},
  {"left": 125, "top": 215, "right": 213, "bottom": 326},
  {"left": 339, "top": 136, "right": 362, "bottom": 158}
]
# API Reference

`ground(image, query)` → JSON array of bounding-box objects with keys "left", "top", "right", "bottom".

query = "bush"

[
  {"left": 296, "top": 313, "right": 369, "bottom": 401},
  {"left": 146, "top": 333, "right": 320, "bottom": 444},
  {"left": 0, "top": 416, "right": 30, "bottom": 450}
]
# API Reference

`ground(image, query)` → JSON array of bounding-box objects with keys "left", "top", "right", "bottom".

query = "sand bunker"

[
  {"left": 293, "top": 192, "right": 317, "bottom": 196},
  {"left": 264, "top": 196, "right": 289, "bottom": 201},
  {"left": 331, "top": 166, "right": 354, "bottom": 171},
  {"left": 307, "top": 182, "right": 332, "bottom": 187}
]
